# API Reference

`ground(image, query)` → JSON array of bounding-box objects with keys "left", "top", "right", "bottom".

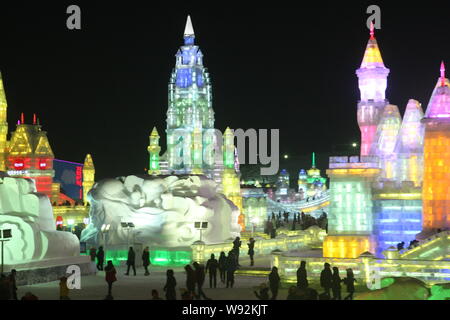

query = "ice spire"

[
  {"left": 424, "top": 62, "right": 450, "bottom": 118},
  {"left": 360, "top": 22, "right": 385, "bottom": 69},
  {"left": 370, "top": 21, "right": 375, "bottom": 40},
  {"left": 441, "top": 61, "right": 446, "bottom": 87},
  {"left": 184, "top": 15, "right": 194, "bottom": 37}
]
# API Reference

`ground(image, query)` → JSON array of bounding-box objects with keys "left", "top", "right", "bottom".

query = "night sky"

[{"left": 0, "top": 1, "right": 449, "bottom": 181}]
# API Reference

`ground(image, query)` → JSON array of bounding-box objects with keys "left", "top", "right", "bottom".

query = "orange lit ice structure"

[
  {"left": 6, "top": 114, "right": 60, "bottom": 202},
  {"left": 323, "top": 156, "right": 380, "bottom": 258},
  {"left": 421, "top": 62, "right": 450, "bottom": 233}
]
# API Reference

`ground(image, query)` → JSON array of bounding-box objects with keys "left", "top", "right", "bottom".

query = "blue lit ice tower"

[{"left": 166, "top": 16, "right": 215, "bottom": 174}]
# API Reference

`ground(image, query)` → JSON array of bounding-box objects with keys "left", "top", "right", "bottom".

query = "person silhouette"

[
  {"left": 320, "top": 262, "right": 332, "bottom": 298},
  {"left": 184, "top": 265, "right": 196, "bottom": 299},
  {"left": 96, "top": 246, "right": 104, "bottom": 271},
  {"left": 164, "top": 269, "right": 177, "bottom": 300},
  {"left": 218, "top": 252, "right": 227, "bottom": 284},
  {"left": 296, "top": 261, "right": 308, "bottom": 289},
  {"left": 125, "top": 247, "right": 136, "bottom": 276},
  {"left": 331, "top": 267, "right": 342, "bottom": 300},
  {"left": 247, "top": 238, "right": 256, "bottom": 266},
  {"left": 268, "top": 267, "right": 280, "bottom": 300},
  {"left": 343, "top": 268, "right": 357, "bottom": 300},
  {"left": 206, "top": 254, "right": 219, "bottom": 288}
]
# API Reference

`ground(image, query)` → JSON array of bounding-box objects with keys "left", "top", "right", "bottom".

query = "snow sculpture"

[
  {"left": 0, "top": 173, "right": 80, "bottom": 264},
  {"left": 81, "top": 175, "right": 241, "bottom": 247}
]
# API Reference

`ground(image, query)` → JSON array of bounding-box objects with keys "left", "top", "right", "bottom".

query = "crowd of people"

[{"left": 2, "top": 239, "right": 358, "bottom": 300}]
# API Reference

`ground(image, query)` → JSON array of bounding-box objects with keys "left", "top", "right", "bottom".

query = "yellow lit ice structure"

[
  {"left": 82, "top": 154, "right": 95, "bottom": 205},
  {"left": 147, "top": 127, "right": 161, "bottom": 175},
  {"left": 323, "top": 156, "right": 380, "bottom": 258},
  {"left": 421, "top": 63, "right": 450, "bottom": 233}
]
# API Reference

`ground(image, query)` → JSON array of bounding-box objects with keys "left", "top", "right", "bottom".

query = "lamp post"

[
  {"left": 0, "top": 229, "right": 12, "bottom": 275},
  {"left": 194, "top": 221, "right": 208, "bottom": 242},
  {"left": 101, "top": 224, "right": 111, "bottom": 263},
  {"left": 121, "top": 222, "right": 135, "bottom": 248}
]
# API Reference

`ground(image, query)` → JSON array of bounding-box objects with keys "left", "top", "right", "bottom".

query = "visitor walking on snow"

[
  {"left": 184, "top": 265, "right": 196, "bottom": 299},
  {"left": 205, "top": 254, "right": 219, "bottom": 288},
  {"left": 96, "top": 246, "right": 104, "bottom": 271},
  {"left": 226, "top": 251, "right": 237, "bottom": 288},
  {"left": 142, "top": 246, "right": 150, "bottom": 276},
  {"left": 248, "top": 238, "right": 256, "bottom": 266},
  {"left": 320, "top": 262, "right": 333, "bottom": 298},
  {"left": 232, "top": 237, "right": 242, "bottom": 266},
  {"left": 218, "top": 251, "right": 227, "bottom": 284},
  {"left": 331, "top": 267, "right": 342, "bottom": 300},
  {"left": 125, "top": 247, "right": 136, "bottom": 276},
  {"left": 193, "top": 262, "right": 211, "bottom": 300},
  {"left": 296, "top": 260, "right": 308, "bottom": 289},
  {"left": 164, "top": 269, "right": 177, "bottom": 300},
  {"left": 343, "top": 268, "right": 357, "bottom": 300},
  {"left": 268, "top": 266, "right": 280, "bottom": 300},
  {"left": 105, "top": 260, "right": 117, "bottom": 298}
]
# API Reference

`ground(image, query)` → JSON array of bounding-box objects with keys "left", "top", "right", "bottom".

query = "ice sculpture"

[
  {"left": 80, "top": 174, "right": 241, "bottom": 247},
  {"left": 370, "top": 104, "right": 401, "bottom": 180},
  {"left": 356, "top": 24, "right": 390, "bottom": 156},
  {"left": 0, "top": 173, "right": 80, "bottom": 264},
  {"left": 422, "top": 63, "right": 450, "bottom": 233},
  {"left": 394, "top": 99, "right": 424, "bottom": 186},
  {"left": 323, "top": 157, "right": 380, "bottom": 258}
]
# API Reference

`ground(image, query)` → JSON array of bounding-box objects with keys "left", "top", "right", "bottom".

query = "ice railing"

[
  {"left": 329, "top": 155, "right": 380, "bottom": 168},
  {"left": 267, "top": 191, "right": 330, "bottom": 213}
]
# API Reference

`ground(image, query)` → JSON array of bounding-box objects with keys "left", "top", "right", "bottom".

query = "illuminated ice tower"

[
  {"left": 421, "top": 62, "right": 450, "bottom": 235},
  {"left": 0, "top": 72, "right": 8, "bottom": 172},
  {"left": 166, "top": 15, "right": 216, "bottom": 175},
  {"left": 147, "top": 127, "right": 161, "bottom": 175},
  {"left": 82, "top": 153, "right": 95, "bottom": 205},
  {"left": 356, "top": 23, "right": 390, "bottom": 156}
]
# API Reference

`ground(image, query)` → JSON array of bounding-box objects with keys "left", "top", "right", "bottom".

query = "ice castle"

[{"left": 324, "top": 23, "right": 450, "bottom": 258}]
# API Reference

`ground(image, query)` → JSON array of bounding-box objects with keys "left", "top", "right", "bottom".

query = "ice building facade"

[
  {"left": 297, "top": 153, "right": 327, "bottom": 198},
  {"left": 325, "top": 25, "right": 449, "bottom": 258},
  {"left": 147, "top": 16, "right": 244, "bottom": 229}
]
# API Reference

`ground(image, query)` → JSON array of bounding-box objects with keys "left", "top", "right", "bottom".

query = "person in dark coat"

[
  {"left": 296, "top": 260, "right": 308, "bottom": 289},
  {"left": 125, "top": 247, "right": 136, "bottom": 276},
  {"left": 96, "top": 246, "right": 104, "bottom": 271},
  {"left": 232, "top": 237, "right": 242, "bottom": 266},
  {"left": 184, "top": 265, "right": 196, "bottom": 299},
  {"left": 8, "top": 269, "right": 18, "bottom": 300},
  {"left": 268, "top": 267, "right": 280, "bottom": 300},
  {"left": 320, "top": 262, "right": 332, "bottom": 298},
  {"left": 193, "top": 262, "right": 210, "bottom": 300},
  {"left": 142, "top": 246, "right": 150, "bottom": 276},
  {"left": 104, "top": 260, "right": 117, "bottom": 297},
  {"left": 225, "top": 251, "right": 238, "bottom": 288},
  {"left": 163, "top": 269, "right": 177, "bottom": 300},
  {"left": 343, "top": 268, "right": 357, "bottom": 300},
  {"left": 248, "top": 238, "right": 256, "bottom": 266},
  {"left": 205, "top": 254, "right": 219, "bottom": 288},
  {"left": 218, "top": 251, "right": 227, "bottom": 284},
  {"left": 151, "top": 289, "right": 163, "bottom": 300},
  {"left": 331, "top": 267, "right": 342, "bottom": 300}
]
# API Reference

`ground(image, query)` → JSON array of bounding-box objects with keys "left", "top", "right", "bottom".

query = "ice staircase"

[{"left": 399, "top": 231, "right": 450, "bottom": 260}]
